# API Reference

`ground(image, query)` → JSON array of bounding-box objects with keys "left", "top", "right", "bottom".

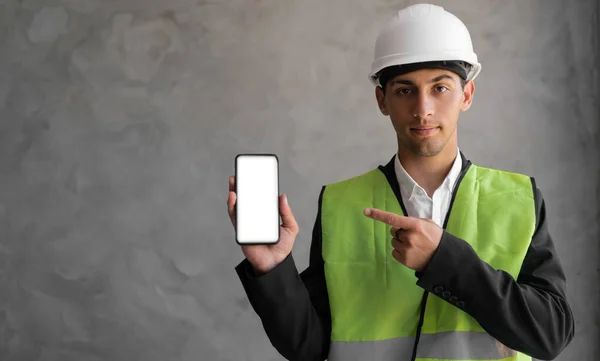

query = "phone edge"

[{"left": 234, "top": 153, "right": 281, "bottom": 246}]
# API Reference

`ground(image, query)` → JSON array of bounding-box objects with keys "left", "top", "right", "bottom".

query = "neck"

[{"left": 397, "top": 143, "right": 458, "bottom": 197}]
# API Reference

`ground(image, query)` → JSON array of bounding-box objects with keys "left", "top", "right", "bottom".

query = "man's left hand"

[{"left": 363, "top": 208, "right": 443, "bottom": 272}]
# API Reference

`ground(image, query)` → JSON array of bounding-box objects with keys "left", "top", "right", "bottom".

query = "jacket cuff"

[
  {"left": 416, "top": 231, "right": 479, "bottom": 310},
  {"left": 235, "top": 253, "right": 301, "bottom": 310}
]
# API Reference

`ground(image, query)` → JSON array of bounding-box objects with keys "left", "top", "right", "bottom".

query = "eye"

[
  {"left": 396, "top": 88, "right": 411, "bottom": 95},
  {"left": 436, "top": 86, "right": 449, "bottom": 92}
]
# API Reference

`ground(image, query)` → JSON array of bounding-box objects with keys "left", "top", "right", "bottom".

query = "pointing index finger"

[{"left": 364, "top": 208, "right": 414, "bottom": 229}]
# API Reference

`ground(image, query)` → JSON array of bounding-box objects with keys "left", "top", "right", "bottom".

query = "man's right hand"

[{"left": 228, "top": 176, "right": 299, "bottom": 275}]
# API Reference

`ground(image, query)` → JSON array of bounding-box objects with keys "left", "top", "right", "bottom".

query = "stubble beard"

[{"left": 401, "top": 134, "right": 447, "bottom": 157}]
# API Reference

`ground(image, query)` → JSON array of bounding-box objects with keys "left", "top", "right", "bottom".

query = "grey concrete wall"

[{"left": 0, "top": 0, "right": 597, "bottom": 360}]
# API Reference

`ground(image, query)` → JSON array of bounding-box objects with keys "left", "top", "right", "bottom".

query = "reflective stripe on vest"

[
  {"left": 329, "top": 331, "right": 517, "bottom": 360},
  {"left": 321, "top": 164, "right": 535, "bottom": 361}
]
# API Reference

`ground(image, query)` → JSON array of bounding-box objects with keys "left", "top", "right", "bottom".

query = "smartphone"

[{"left": 235, "top": 154, "right": 280, "bottom": 245}]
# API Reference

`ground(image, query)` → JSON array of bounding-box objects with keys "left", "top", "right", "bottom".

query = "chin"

[
  {"left": 414, "top": 149, "right": 444, "bottom": 157},
  {"left": 406, "top": 141, "right": 446, "bottom": 157}
]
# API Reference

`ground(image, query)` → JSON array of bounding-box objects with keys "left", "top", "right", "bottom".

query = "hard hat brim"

[{"left": 369, "top": 53, "right": 482, "bottom": 86}]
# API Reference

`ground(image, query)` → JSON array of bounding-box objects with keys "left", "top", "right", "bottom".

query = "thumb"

[{"left": 280, "top": 194, "right": 298, "bottom": 234}]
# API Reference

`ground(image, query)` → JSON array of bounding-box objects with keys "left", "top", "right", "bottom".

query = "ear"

[
  {"left": 375, "top": 86, "right": 389, "bottom": 116},
  {"left": 460, "top": 80, "right": 475, "bottom": 112}
]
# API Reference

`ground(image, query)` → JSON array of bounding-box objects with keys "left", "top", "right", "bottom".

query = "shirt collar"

[{"left": 394, "top": 148, "right": 463, "bottom": 199}]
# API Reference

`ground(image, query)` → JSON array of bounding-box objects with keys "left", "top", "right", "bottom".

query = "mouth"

[{"left": 410, "top": 127, "right": 439, "bottom": 137}]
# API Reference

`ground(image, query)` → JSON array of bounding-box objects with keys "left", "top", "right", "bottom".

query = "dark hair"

[{"left": 378, "top": 61, "right": 471, "bottom": 95}]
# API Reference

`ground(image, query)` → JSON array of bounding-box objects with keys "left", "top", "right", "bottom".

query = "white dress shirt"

[{"left": 394, "top": 149, "right": 463, "bottom": 227}]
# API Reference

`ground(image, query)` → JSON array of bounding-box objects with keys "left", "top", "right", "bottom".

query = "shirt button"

[
  {"left": 456, "top": 301, "right": 465, "bottom": 308},
  {"left": 449, "top": 296, "right": 458, "bottom": 303},
  {"left": 433, "top": 286, "right": 444, "bottom": 294},
  {"left": 441, "top": 291, "right": 451, "bottom": 299}
]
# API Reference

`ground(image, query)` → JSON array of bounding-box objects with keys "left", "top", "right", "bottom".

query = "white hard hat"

[{"left": 368, "top": 4, "right": 481, "bottom": 86}]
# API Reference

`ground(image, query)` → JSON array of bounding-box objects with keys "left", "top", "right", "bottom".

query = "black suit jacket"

[{"left": 235, "top": 153, "right": 575, "bottom": 361}]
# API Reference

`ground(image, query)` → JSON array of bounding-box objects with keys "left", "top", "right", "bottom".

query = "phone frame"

[{"left": 234, "top": 153, "right": 281, "bottom": 245}]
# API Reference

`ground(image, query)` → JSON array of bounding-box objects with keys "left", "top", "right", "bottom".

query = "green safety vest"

[{"left": 321, "top": 162, "right": 536, "bottom": 361}]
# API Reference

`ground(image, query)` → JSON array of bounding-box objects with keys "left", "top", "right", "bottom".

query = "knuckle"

[
  {"left": 414, "top": 221, "right": 424, "bottom": 233},
  {"left": 394, "top": 233, "right": 403, "bottom": 243},
  {"left": 392, "top": 246, "right": 407, "bottom": 264}
]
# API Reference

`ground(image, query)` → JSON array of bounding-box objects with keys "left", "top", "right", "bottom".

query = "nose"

[{"left": 412, "top": 92, "right": 434, "bottom": 119}]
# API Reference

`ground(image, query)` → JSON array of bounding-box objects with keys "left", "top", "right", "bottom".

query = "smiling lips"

[{"left": 411, "top": 127, "right": 439, "bottom": 137}]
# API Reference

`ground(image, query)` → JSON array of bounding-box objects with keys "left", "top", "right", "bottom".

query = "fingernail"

[
  {"left": 284, "top": 195, "right": 288, "bottom": 204},
  {"left": 364, "top": 208, "right": 371, "bottom": 216}
]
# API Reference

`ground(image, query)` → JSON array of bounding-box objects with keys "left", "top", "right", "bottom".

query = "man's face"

[{"left": 375, "top": 68, "right": 475, "bottom": 157}]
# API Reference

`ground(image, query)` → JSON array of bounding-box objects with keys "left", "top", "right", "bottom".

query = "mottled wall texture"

[{"left": 0, "top": 0, "right": 597, "bottom": 360}]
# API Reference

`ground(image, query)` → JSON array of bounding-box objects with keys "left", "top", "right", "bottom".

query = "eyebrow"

[{"left": 391, "top": 74, "right": 455, "bottom": 86}]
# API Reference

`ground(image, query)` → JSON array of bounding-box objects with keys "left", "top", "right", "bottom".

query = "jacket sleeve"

[
  {"left": 415, "top": 180, "right": 575, "bottom": 360},
  {"left": 234, "top": 186, "right": 331, "bottom": 361}
]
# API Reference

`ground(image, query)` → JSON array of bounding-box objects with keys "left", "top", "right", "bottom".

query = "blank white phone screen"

[{"left": 236, "top": 155, "right": 279, "bottom": 244}]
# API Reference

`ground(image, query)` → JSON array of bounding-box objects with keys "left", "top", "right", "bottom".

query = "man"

[{"left": 228, "top": 4, "right": 574, "bottom": 361}]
